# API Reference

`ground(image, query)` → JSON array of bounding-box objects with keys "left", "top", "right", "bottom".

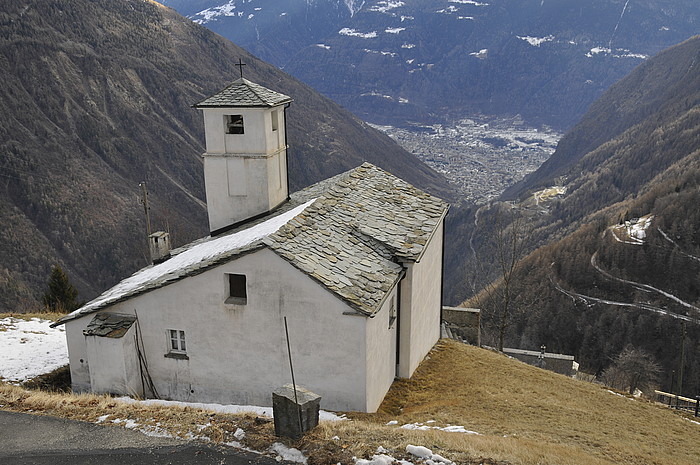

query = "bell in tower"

[{"left": 195, "top": 76, "right": 293, "bottom": 235}]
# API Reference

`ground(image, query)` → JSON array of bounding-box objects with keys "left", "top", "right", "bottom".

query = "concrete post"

[{"left": 272, "top": 384, "right": 321, "bottom": 439}]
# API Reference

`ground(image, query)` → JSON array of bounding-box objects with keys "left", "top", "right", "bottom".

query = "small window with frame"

[
  {"left": 226, "top": 273, "right": 247, "bottom": 305},
  {"left": 226, "top": 114, "right": 244, "bottom": 134},
  {"left": 165, "top": 329, "right": 188, "bottom": 359}
]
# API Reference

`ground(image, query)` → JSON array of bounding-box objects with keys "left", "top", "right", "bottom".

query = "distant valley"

[
  {"left": 162, "top": 0, "right": 700, "bottom": 129},
  {"left": 373, "top": 117, "right": 560, "bottom": 202}
]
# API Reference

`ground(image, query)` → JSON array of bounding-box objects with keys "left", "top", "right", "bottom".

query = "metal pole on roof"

[
  {"left": 283, "top": 316, "right": 304, "bottom": 434},
  {"left": 139, "top": 182, "right": 152, "bottom": 238}
]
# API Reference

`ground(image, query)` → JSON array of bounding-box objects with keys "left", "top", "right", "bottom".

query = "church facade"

[{"left": 54, "top": 79, "right": 448, "bottom": 413}]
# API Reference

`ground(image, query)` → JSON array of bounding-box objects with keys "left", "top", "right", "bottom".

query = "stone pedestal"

[{"left": 272, "top": 384, "right": 321, "bottom": 439}]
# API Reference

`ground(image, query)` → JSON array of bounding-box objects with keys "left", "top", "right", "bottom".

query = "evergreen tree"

[{"left": 42, "top": 265, "right": 80, "bottom": 313}]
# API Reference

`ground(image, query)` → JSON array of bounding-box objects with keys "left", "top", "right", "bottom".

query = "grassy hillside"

[{"left": 2, "top": 339, "right": 699, "bottom": 464}]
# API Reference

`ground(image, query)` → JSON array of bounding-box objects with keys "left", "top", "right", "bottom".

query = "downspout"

[
  {"left": 440, "top": 216, "right": 447, "bottom": 325},
  {"left": 396, "top": 270, "right": 403, "bottom": 370}
]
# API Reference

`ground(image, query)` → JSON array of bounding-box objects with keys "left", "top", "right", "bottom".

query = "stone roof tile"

[{"left": 194, "top": 78, "right": 292, "bottom": 108}]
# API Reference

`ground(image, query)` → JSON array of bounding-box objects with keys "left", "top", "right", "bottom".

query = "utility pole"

[
  {"left": 677, "top": 321, "right": 686, "bottom": 407},
  {"left": 139, "top": 182, "right": 152, "bottom": 238}
]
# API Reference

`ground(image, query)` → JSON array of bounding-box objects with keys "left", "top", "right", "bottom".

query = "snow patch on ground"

[
  {"left": 271, "top": 443, "right": 307, "bottom": 464},
  {"left": 610, "top": 215, "right": 654, "bottom": 245},
  {"left": 517, "top": 35, "right": 554, "bottom": 46},
  {"left": 368, "top": 1, "right": 405, "bottom": 13},
  {"left": 363, "top": 49, "right": 397, "bottom": 57},
  {"left": 114, "top": 396, "right": 347, "bottom": 422},
  {"left": 398, "top": 421, "right": 480, "bottom": 435},
  {"left": 586, "top": 47, "right": 648, "bottom": 59},
  {"left": 340, "top": 28, "right": 378, "bottom": 38},
  {"left": 0, "top": 317, "right": 68, "bottom": 383},
  {"left": 449, "top": 0, "right": 488, "bottom": 4},
  {"left": 192, "top": 1, "right": 237, "bottom": 24},
  {"left": 470, "top": 49, "right": 488, "bottom": 59}
]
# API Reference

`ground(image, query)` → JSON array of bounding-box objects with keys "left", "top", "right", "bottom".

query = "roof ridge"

[{"left": 243, "top": 79, "right": 270, "bottom": 105}]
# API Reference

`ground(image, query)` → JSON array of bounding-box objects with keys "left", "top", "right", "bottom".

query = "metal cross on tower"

[{"left": 235, "top": 58, "right": 246, "bottom": 79}]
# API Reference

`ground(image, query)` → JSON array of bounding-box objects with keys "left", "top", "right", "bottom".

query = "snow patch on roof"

[{"left": 63, "top": 200, "right": 316, "bottom": 320}]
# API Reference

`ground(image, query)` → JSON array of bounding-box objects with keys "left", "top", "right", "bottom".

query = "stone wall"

[
  {"left": 442, "top": 307, "right": 480, "bottom": 346},
  {"left": 503, "top": 348, "right": 577, "bottom": 376}
]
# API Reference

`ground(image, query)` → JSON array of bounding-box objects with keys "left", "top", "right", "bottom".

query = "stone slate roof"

[
  {"left": 54, "top": 163, "right": 447, "bottom": 326},
  {"left": 83, "top": 313, "right": 136, "bottom": 338},
  {"left": 194, "top": 78, "right": 293, "bottom": 108},
  {"left": 265, "top": 163, "right": 448, "bottom": 315}
]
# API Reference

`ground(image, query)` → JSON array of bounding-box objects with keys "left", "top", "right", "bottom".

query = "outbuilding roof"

[
  {"left": 54, "top": 163, "right": 448, "bottom": 327},
  {"left": 194, "top": 78, "right": 293, "bottom": 108}
]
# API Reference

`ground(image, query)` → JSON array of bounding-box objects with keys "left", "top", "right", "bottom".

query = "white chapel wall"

[
  {"left": 397, "top": 219, "right": 444, "bottom": 378},
  {"left": 202, "top": 107, "right": 286, "bottom": 155},
  {"left": 70, "top": 247, "right": 382, "bottom": 412},
  {"left": 364, "top": 287, "right": 398, "bottom": 412}
]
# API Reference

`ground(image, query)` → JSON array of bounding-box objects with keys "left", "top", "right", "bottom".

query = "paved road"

[{"left": 0, "top": 410, "right": 290, "bottom": 464}]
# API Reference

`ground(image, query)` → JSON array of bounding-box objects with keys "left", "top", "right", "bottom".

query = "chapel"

[{"left": 53, "top": 78, "right": 448, "bottom": 412}]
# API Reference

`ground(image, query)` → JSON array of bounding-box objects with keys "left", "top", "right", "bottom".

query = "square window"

[
  {"left": 168, "top": 329, "right": 186, "bottom": 353},
  {"left": 226, "top": 115, "right": 244, "bottom": 134},
  {"left": 226, "top": 273, "right": 247, "bottom": 305}
]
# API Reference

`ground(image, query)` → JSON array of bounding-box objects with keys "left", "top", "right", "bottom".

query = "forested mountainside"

[
  {"left": 0, "top": 0, "right": 452, "bottom": 311},
  {"left": 446, "top": 36, "right": 700, "bottom": 395},
  {"left": 163, "top": 0, "right": 700, "bottom": 129}
]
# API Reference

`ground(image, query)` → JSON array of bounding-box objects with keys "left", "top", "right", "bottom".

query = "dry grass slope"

[
  {"left": 369, "top": 340, "right": 700, "bottom": 465},
  {"left": 2, "top": 340, "right": 699, "bottom": 464}
]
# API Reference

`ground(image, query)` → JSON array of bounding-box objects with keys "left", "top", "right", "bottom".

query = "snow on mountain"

[
  {"left": 517, "top": 35, "right": 555, "bottom": 47},
  {"left": 163, "top": 0, "right": 700, "bottom": 129},
  {"left": 339, "top": 27, "right": 378, "bottom": 38}
]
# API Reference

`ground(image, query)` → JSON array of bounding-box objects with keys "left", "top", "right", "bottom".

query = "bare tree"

[
  {"left": 470, "top": 204, "right": 532, "bottom": 351},
  {"left": 600, "top": 346, "right": 662, "bottom": 396}
]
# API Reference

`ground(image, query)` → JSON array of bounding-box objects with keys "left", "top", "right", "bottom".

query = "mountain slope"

[
  {"left": 451, "top": 35, "right": 700, "bottom": 395},
  {"left": 505, "top": 34, "right": 700, "bottom": 200},
  {"left": 0, "top": 0, "right": 452, "bottom": 311},
  {"left": 164, "top": 0, "right": 700, "bottom": 128}
]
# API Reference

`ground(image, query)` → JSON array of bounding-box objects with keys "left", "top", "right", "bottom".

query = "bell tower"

[{"left": 195, "top": 78, "right": 293, "bottom": 235}]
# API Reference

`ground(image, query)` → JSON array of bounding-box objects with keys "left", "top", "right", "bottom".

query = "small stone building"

[{"left": 53, "top": 78, "right": 449, "bottom": 413}]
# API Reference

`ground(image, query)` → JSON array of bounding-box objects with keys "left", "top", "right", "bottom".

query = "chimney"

[{"left": 149, "top": 231, "right": 171, "bottom": 264}]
